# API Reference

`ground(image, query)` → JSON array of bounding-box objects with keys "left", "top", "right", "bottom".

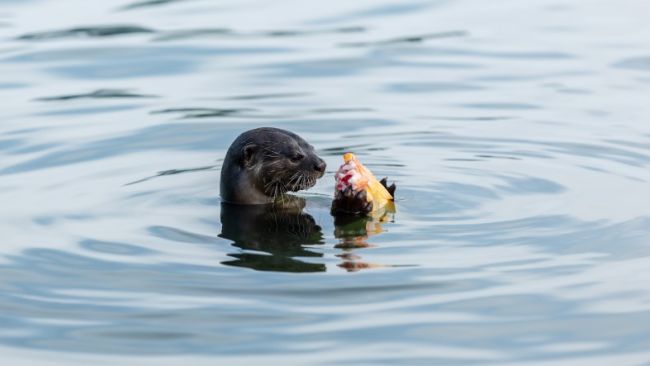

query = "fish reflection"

[
  {"left": 219, "top": 197, "right": 326, "bottom": 273},
  {"left": 333, "top": 212, "right": 394, "bottom": 272}
]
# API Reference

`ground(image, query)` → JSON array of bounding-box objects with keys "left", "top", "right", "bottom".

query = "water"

[{"left": 2, "top": 0, "right": 650, "bottom": 364}]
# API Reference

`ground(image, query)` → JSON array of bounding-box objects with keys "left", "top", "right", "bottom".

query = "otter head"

[{"left": 220, "top": 127, "right": 326, "bottom": 204}]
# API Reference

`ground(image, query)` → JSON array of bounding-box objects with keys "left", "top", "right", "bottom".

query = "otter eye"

[{"left": 290, "top": 153, "right": 305, "bottom": 163}]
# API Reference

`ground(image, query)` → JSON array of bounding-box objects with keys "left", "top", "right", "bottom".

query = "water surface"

[{"left": 2, "top": 0, "right": 650, "bottom": 365}]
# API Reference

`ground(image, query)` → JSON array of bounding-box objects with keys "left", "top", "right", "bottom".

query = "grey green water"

[{"left": 2, "top": 0, "right": 650, "bottom": 365}]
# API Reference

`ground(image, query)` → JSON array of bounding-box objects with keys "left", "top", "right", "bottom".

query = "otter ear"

[{"left": 241, "top": 144, "right": 258, "bottom": 168}]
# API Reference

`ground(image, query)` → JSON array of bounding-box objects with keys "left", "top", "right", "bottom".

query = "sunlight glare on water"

[{"left": 1, "top": 0, "right": 650, "bottom": 365}]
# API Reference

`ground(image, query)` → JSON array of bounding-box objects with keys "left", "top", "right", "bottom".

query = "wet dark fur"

[{"left": 220, "top": 127, "right": 326, "bottom": 204}]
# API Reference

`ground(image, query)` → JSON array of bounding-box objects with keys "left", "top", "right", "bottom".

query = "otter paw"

[{"left": 331, "top": 187, "right": 373, "bottom": 216}]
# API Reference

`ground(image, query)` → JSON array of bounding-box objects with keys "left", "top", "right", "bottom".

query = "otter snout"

[{"left": 313, "top": 158, "right": 326, "bottom": 176}]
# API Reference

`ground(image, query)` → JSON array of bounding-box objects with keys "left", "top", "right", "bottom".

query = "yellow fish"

[{"left": 332, "top": 153, "right": 395, "bottom": 215}]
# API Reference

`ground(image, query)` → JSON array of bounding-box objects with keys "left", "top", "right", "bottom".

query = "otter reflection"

[
  {"left": 220, "top": 197, "right": 326, "bottom": 273},
  {"left": 220, "top": 196, "right": 396, "bottom": 273}
]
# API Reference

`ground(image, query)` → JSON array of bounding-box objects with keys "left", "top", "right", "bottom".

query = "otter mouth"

[
  {"left": 263, "top": 170, "right": 320, "bottom": 198},
  {"left": 286, "top": 170, "right": 319, "bottom": 192}
]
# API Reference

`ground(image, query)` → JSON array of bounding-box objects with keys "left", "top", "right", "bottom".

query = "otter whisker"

[{"left": 301, "top": 174, "right": 307, "bottom": 190}]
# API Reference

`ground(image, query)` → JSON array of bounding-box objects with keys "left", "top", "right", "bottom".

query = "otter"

[{"left": 220, "top": 127, "right": 327, "bottom": 204}]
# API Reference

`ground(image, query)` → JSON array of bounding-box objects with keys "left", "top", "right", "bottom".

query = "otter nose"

[{"left": 314, "top": 159, "right": 326, "bottom": 173}]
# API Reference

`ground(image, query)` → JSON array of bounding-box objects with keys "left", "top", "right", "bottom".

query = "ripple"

[
  {"left": 224, "top": 92, "right": 309, "bottom": 100},
  {"left": 368, "top": 46, "right": 575, "bottom": 61},
  {"left": 0, "top": 82, "right": 27, "bottom": 89},
  {"left": 148, "top": 226, "right": 221, "bottom": 245},
  {"left": 340, "top": 30, "right": 467, "bottom": 47},
  {"left": 613, "top": 56, "right": 650, "bottom": 72},
  {"left": 125, "top": 165, "right": 218, "bottom": 186},
  {"left": 119, "top": 0, "right": 190, "bottom": 11},
  {"left": 150, "top": 107, "right": 256, "bottom": 119},
  {"left": 423, "top": 116, "right": 514, "bottom": 121},
  {"left": 153, "top": 26, "right": 365, "bottom": 42},
  {"left": 310, "top": 1, "right": 444, "bottom": 24},
  {"left": 5, "top": 45, "right": 291, "bottom": 79},
  {"left": 35, "top": 89, "right": 157, "bottom": 101},
  {"left": 460, "top": 102, "right": 541, "bottom": 110},
  {"left": 17, "top": 25, "right": 155, "bottom": 41},
  {"left": 34, "top": 104, "right": 143, "bottom": 116},
  {"left": 80, "top": 240, "right": 157, "bottom": 256},
  {"left": 386, "top": 82, "right": 484, "bottom": 93},
  {"left": 262, "top": 57, "right": 482, "bottom": 78}
]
